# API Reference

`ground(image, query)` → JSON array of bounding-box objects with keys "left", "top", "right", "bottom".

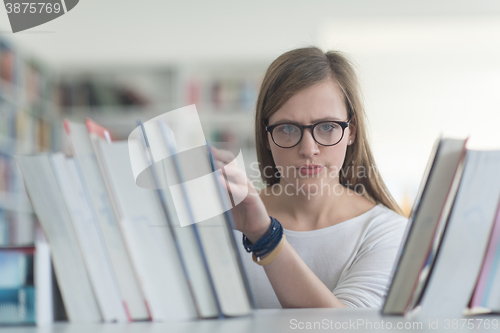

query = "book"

[
  {"left": 204, "top": 140, "right": 256, "bottom": 311},
  {"left": 156, "top": 120, "right": 254, "bottom": 316},
  {"left": 417, "top": 149, "right": 500, "bottom": 317},
  {"left": 49, "top": 153, "right": 128, "bottom": 322},
  {"left": 132, "top": 120, "right": 222, "bottom": 319},
  {"left": 0, "top": 243, "right": 52, "bottom": 326},
  {"left": 470, "top": 194, "right": 500, "bottom": 312},
  {"left": 15, "top": 155, "right": 102, "bottom": 323},
  {"left": 96, "top": 140, "right": 198, "bottom": 321},
  {"left": 382, "top": 137, "right": 468, "bottom": 315},
  {"left": 63, "top": 121, "right": 149, "bottom": 321}
]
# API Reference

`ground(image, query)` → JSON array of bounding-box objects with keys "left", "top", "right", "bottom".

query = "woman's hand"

[
  {"left": 210, "top": 146, "right": 271, "bottom": 243},
  {"left": 210, "top": 147, "right": 346, "bottom": 309}
]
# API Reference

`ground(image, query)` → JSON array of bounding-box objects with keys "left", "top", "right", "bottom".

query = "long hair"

[{"left": 255, "top": 47, "right": 403, "bottom": 215}]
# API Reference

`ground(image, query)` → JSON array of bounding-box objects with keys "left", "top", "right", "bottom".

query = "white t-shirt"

[{"left": 235, "top": 204, "right": 408, "bottom": 308}]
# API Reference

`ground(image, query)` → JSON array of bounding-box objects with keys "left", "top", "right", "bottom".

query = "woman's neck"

[
  {"left": 263, "top": 181, "right": 376, "bottom": 231},
  {"left": 270, "top": 181, "right": 344, "bottom": 230}
]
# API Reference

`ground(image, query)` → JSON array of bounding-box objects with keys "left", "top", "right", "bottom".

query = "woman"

[{"left": 212, "top": 47, "right": 407, "bottom": 309}]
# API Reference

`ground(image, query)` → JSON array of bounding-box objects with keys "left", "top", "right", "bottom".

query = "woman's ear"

[{"left": 348, "top": 122, "right": 357, "bottom": 145}]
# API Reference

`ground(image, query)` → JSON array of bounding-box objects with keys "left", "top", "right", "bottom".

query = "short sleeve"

[{"left": 332, "top": 213, "right": 407, "bottom": 308}]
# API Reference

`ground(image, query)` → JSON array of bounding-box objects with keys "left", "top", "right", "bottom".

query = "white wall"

[
  {"left": 2, "top": 0, "right": 500, "bottom": 66},
  {"left": 319, "top": 17, "right": 500, "bottom": 202}
]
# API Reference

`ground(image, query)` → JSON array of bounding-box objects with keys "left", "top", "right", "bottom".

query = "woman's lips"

[{"left": 298, "top": 165, "right": 324, "bottom": 176}]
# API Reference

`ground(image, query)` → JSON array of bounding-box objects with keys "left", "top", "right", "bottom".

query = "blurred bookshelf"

[
  {"left": 57, "top": 63, "right": 265, "bottom": 148},
  {"left": 57, "top": 62, "right": 266, "bottom": 183},
  {"left": 1, "top": 36, "right": 267, "bottom": 245},
  {"left": 0, "top": 37, "right": 62, "bottom": 246}
]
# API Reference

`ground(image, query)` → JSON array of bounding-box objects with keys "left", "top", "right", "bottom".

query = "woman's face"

[{"left": 267, "top": 79, "right": 355, "bottom": 195}]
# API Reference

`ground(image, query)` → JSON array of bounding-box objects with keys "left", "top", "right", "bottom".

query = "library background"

[
  {"left": 2, "top": 1, "right": 500, "bottom": 331},
  {"left": 0, "top": 37, "right": 265, "bottom": 247}
]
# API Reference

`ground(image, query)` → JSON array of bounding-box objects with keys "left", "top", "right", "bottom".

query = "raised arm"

[{"left": 211, "top": 147, "right": 346, "bottom": 308}]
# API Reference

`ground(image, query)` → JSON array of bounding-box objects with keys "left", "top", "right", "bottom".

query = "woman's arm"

[
  {"left": 211, "top": 147, "right": 346, "bottom": 308},
  {"left": 332, "top": 216, "right": 407, "bottom": 308},
  {"left": 255, "top": 230, "right": 346, "bottom": 308}
]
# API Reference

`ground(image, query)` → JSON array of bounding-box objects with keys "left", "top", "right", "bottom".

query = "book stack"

[
  {"left": 382, "top": 137, "right": 500, "bottom": 317},
  {"left": 1, "top": 37, "right": 57, "bottom": 250},
  {"left": 0, "top": 243, "right": 52, "bottom": 326},
  {"left": 12, "top": 117, "right": 254, "bottom": 325},
  {"left": 13, "top": 117, "right": 500, "bottom": 324}
]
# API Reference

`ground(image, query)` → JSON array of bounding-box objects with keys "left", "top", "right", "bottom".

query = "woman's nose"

[{"left": 298, "top": 129, "right": 320, "bottom": 158}]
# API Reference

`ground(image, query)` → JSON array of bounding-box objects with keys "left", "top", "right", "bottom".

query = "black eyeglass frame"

[{"left": 265, "top": 120, "right": 350, "bottom": 148}]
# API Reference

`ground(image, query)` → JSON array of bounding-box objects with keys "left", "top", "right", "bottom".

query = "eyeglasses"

[{"left": 266, "top": 120, "right": 350, "bottom": 148}]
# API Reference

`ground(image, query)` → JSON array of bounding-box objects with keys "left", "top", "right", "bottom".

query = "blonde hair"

[{"left": 255, "top": 47, "right": 403, "bottom": 215}]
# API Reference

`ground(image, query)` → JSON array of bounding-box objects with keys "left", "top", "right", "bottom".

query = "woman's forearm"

[{"left": 261, "top": 239, "right": 346, "bottom": 308}]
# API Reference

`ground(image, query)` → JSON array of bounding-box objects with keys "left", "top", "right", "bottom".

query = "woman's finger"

[
  {"left": 210, "top": 147, "right": 236, "bottom": 164},
  {"left": 219, "top": 164, "right": 247, "bottom": 185}
]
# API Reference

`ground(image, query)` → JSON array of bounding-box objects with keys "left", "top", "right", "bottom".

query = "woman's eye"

[
  {"left": 319, "top": 123, "right": 336, "bottom": 131},
  {"left": 280, "top": 125, "right": 298, "bottom": 133}
]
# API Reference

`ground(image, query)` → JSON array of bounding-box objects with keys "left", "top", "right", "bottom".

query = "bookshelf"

[
  {"left": 0, "top": 35, "right": 267, "bottom": 248},
  {"left": 57, "top": 62, "right": 265, "bottom": 144},
  {"left": 0, "top": 37, "right": 61, "bottom": 246},
  {"left": 57, "top": 62, "right": 267, "bottom": 185}
]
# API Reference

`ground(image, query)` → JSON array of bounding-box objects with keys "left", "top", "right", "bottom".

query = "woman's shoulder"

[
  {"left": 369, "top": 204, "right": 408, "bottom": 226},
  {"left": 360, "top": 204, "right": 408, "bottom": 246},
  {"left": 340, "top": 187, "right": 405, "bottom": 224}
]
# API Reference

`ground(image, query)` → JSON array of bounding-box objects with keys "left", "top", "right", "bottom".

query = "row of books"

[
  {"left": 13, "top": 110, "right": 54, "bottom": 154},
  {"left": 0, "top": 41, "right": 15, "bottom": 86},
  {"left": 185, "top": 77, "right": 259, "bottom": 113},
  {"left": 0, "top": 103, "right": 15, "bottom": 144},
  {"left": 1, "top": 38, "right": 58, "bottom": 252},
  {"left": 382, "top": 137, "right": 500, "bottom": 317},
  {"left": 57, "top": 77, "right": 259, "bottom": 114},
  {"left": 0, "top": 115, "right": 53, "bottom": 209},
  {"left": 208, "top": 128, "right": 255, "bottom": 150},
  {"left": 1, "top": 38, "right": 56, "bottom": 157},
  {"left": 0, "top": 153, "right": 15, "bottom": 193},
  {"left": 0, "top": 243, "right": 55, "bottom": 325},
  {"left": 8, "top": 118, "right": 254, "bottom": 325},
  {"left": 0, "top": 39, "right": 53, "bottom": 105},
  {"left": 0, "top": 206, "right": 37, "bottom": 246},
  {"left": 1, "top": 106, "right": 54, "bottom": 155},
  {"left": 0, "top": 209, "right": 12, "bottom": 244},
  {"left": 57, "top": 80, "right": 150, "bottom": 110}
]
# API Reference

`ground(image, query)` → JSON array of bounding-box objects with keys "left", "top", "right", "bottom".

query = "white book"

[
  {"left": 157, "top": 182, "right": 221, "bottom": 319},
  {"left": 417, "top": 150, "right": 500, "bottom": 317},
  {"left": 50, "top": 153, "right": 128, "bottom": 322},
  {"left": 156, "top": 121, "right": 253, "bottom": 317},
  {"left": 16, "top": 155, "right": 102, "bottom": 323},
  {"left": 97, "top": 141, "right": 198, "bottom": 321},
  {"left": 0, "top": 242, "right": 53, "bottom": 326},
  {"left": 34, "top": 241, "right": 53, "bottom": 326},
  {"left": 132, "top": 121, "right": 222, "bottom": 318},
  {"left": 196, "top": 217, "right": 254, "bottom": 316},
  {"left": 383, "top": 137, "right": 467, "bottom": 315},
  {"left": 481, "top": 208, "right": 500, "bottom": 311},
  {"left": 64, "top": 121, "right": 149, "bottom": 320}
]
